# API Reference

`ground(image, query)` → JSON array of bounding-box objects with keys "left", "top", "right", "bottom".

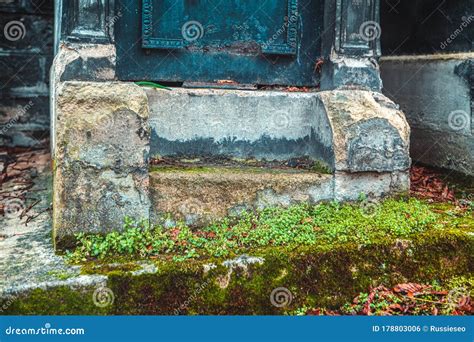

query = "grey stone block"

[
  {"left": 53, "top": 43, "right": 117, "bottom": 83},
  {"left": 334, "top": 171, "right": 410, "bottom": 201},
  {"left": 380, "top": 53, "right": 473, "bottom": 175},
  {"left": 146, "top": 87, "right": 334, "bottom": 164},
  {"left": 316, "top": 90, "right": 410, "bottom": 173},
  {"left": 321, "top": 57, "right": 382, "bottom": 91}
]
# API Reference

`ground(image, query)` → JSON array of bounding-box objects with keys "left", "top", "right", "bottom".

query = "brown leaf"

[
  {"left": 388, "top": 303, "right": 403, "bottom": 311},
  {"left": 393, "top": 283, "right": 430, "bottom": 295}
]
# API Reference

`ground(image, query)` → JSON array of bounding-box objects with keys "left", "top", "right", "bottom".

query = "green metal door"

[{"left": 115, "top": 0, "right": 324, "bottom": 86}]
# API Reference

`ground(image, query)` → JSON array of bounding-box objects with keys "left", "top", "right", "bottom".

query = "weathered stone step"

[
  {"left": 149, "top": 165, "right": 408, "bottom": 227},
  {"left": 53, "top": 83, "right": 411, "bottom": 246},
  {"left": 2, "top": 229, "right": 472, "bottom": 315},
  {"left": 150, "top": 165, "right": 332, "bottom": 226}
]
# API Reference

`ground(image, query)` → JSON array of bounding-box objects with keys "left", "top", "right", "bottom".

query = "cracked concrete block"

[
  {"left": 146, "top": 87, "right": 334, "bottom": 163},
  {"left": 53, "top": 81, "right": 150, "bottom": 248}
]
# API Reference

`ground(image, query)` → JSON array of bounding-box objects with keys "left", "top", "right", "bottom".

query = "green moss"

[
  {"left": 80, "top": 261, "right": 141, "bottom": 275},
  {"left": 14, "top": 195, "right": 473, "bottom": 315},
  {"left": 149, "top": 165, "right": 319, "bottom": 174},
  {"left": 150, "top": 166, "right": 220, "bottom": 173},
  {"left": 115, "top": 229, "right": 472, "bottom": 314},
  {"left": 46, "top": 270, "right": 75, "bottom": 280},
  {"left": 1, "top": 286, "right": 111, "bottom": 315},
  {"left": 311, "top": 160, "right": 332, "bottom": 174},
  {"left": 150, "top": 156, "right": 330, "bottom": 173},
  {"left": 4, "top": 228, "right": 472, "bottom": 315}
]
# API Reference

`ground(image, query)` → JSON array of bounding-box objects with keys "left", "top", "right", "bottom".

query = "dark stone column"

[
  {"left": 321, "top": 0, "right": 382, "bottom": 91},
  {"left": 60, "top": 0, "right": 114, "bottom": 43}
]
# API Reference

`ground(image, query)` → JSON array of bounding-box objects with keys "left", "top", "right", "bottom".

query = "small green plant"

[
  {"left": 135, "top": 81, "right": 171, "bottom": 90},
  {"left": 64, "top": 197, "right": 463, "bottom": 263},
  {"left": 46, "top": 270, "right": 75, "bottom": 281}
]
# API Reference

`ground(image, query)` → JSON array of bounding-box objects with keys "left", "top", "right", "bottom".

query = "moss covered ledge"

[{"left": 2, "top": 228, "right": 472, "bottom": 315}]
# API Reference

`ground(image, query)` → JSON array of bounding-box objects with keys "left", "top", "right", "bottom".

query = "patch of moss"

[
  {"left": 149, "top": 165, "right": 319, "bottom": 174},
  {"left": 311, "top": 160, "right": 332, "bottom": 174},
  {"left": 150, "top": 166, "right": 221, "bottom": 173},
  {"left": 80, "top": 261, "right": 141, "bottom": 275},
  {"left": 150, "top": 156, "right": 330, "bottom": 173},
  {"left": 46, "top": 270, "right": 75, "bottom": 281},
  {"left": 3, "top": 228, "right": 472, "bottom": 315},
  {"left": 1, "top": 286, "right": 110, "bottom": 315}
]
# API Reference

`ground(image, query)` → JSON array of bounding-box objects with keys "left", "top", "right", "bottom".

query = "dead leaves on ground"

[
  {"left": 410, "top": 166, "right": 456, "bottom": 201},
  {"left": 307, "top": 282, "right": 473, "bottom": 316},
  {"left": 410, "top": 166, "right": 459, "bottom": 203},
  {"left": 0, "top": 147, "right": 50, "bottom": 221}
]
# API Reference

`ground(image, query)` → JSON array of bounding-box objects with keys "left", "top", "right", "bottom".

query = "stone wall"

[
  {"left": 379, "top": 0, "right": 473, "bottom": 175},
  {"left": 0, "top": 0, "right": 53, "bottom": 147},
  {"left": 380, "top": 54, "right": 473, "bottom": 176}
]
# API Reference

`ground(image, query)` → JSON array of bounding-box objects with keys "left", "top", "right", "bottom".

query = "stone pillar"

[
  {"left": 321, "top": 0, "right": 382, "bottom": 90},
  {"left": 53, "top": 82, "right": 150, "bottom": 249},
  {"left": 52, "top": 2, "right": 139, "bottom": 249},
  {"left": 318, "top": 0, "right": 410, "bottom": 198}
]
